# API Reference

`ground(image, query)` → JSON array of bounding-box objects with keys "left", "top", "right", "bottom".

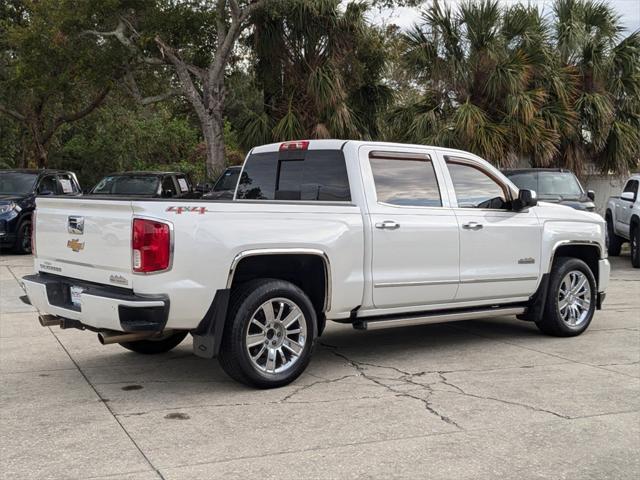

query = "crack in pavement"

[
  {"left": 320, "top": 341, "right": 574, "bottom": 426},
  {"left": 320, "top": 342, "right": 462, "bottom": 429},
  {"left": 280, "top": 374, "right": 357, "bottom": 402}
]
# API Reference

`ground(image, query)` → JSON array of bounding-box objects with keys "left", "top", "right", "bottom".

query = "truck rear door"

[{"left": 359, "top": 145, "right": 460, "bottom": 309}]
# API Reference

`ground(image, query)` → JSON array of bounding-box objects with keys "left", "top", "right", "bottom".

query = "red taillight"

[
  {"left": 279, "top": 140, "right": 309, "bottom": 151},
  {"left": 132, "top": 218, "right": 171, "bottom": 273},
  {"left": 31, "top": 210, "right": 36, "bottom": 255}
]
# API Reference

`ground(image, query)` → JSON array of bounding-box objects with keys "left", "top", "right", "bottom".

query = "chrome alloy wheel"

[
  {"left": 245, "top": 297, "right": 307, "bottom": 374},
  {"left": 557, "top": 270, "right": 591, "bottom": 327}
]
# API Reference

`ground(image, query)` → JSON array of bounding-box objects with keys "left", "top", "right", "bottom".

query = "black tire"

[
  {"left": 631, "top": 224, "right": 640, "bottom": 268},
  {"left": 119, "top": 331, "right": 188, "bottom": 354},
  {"left": 14, "top": 220, "right": 32, "bottom": 255},
  {"left": 536, "top": 257, "right": 596, "bottom": 337},
  {"left": 219, "top": 279, "right": 316, "bottom": 389},
  {"left": 606, "top": 214, "right": 622, "bottom": 256}
]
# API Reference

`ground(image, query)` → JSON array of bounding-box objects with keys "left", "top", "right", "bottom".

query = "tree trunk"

[
  {"left": 201, "top": 119, "right": 224, "bottom": 179},
  {"left": 27, "top": 119, "right": 48, "bottom": 168},
  {"left": 203, "top": 87, "right": 226, "bottom": 179}
]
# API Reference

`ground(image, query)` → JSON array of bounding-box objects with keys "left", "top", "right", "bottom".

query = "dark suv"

[
  {"left": 0, "top": 169, "right": 81, "bottom": 253},
  {"left": 502, "top": 168, "right": 596, "bottom": 211}
]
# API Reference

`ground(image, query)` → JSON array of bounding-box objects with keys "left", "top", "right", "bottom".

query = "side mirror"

[
  {"left": 161, "top": 189, "right": 173, "bottom": 198},
  {"left": 621, "top": 191, "right": 635, "bottom": 202},
  {"left": 38, "top": 190, "right": 54, "bottom": 196},
  {"left": 513, "top": 189, "right": 537, "bottom": 211},
  {"left": 587, "top": 190, "right": 595, "bottom": 201}
]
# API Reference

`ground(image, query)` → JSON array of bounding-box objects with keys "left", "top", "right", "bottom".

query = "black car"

[
  {"left": 0, "top": 169, "right": 81, "bottom": 253},
  {"left": 503, "top": 168, "right": 596, "bottom": 211},
  {"left": 89, "top": 171, "right": 199, "bottom": 198},
  {"left": 202, "top": 166, "right": 241, "bottom": 200}
]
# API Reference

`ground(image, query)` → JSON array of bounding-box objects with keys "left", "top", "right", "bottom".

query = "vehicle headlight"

[{"left": 0, "top": 202, "right": 19, "bottom": 214}]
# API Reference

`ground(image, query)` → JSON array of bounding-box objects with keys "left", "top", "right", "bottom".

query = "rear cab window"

[{"left": 236, "top": 149, "right": 351, "bottom": 202}]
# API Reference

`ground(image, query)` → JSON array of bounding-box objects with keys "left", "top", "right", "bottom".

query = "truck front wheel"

[
  {"left": 606, "top": 215, "right": 623, "bottom": 256},
  {"left": 536, "top": 257, "right": 596, "bottom": 337},
  {"left": 219, "top": 279, "right": 316, "bottom": 388}
]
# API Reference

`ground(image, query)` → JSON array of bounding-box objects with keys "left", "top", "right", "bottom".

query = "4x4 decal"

[{"left": 166, "top": 206, "right": 209, "bottom": 214}]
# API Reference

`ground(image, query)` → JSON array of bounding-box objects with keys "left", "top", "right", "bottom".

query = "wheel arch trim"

[
  {"left": 549, "top": 240, "right": 603, "bottom": 268},
  {"left": 226, "top": 248, "right": 332, "bottom": 312}
]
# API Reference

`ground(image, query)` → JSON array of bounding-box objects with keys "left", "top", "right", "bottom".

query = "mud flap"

[
  {"left": 192, "top": 289, "right": 230, "bottom": 359},
  {"left": 517, "top": 274, "right": 549, "bottom": 322}
]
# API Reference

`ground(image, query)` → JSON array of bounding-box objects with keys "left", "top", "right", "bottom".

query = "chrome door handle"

[
  {"left": 375, "top": 220, "right": 400, "bottom": 230},
  {"left": 462, "top": 222, "right": 483, "bottom": 230}
]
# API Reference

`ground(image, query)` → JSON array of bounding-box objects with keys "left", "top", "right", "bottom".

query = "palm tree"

[
  {"left": 389, "top": 0, "right": 639, "bottom": 174},
  {"left": 553, "top": 0, "right": 640, "bottom": 174},
  {"left": 240, "top": 0, "right": 393, "bottom": 148}
]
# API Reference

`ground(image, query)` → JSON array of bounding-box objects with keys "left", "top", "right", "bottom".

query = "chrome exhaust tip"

[
  {"left": 98, "top": 331, "right": 155, "bottom": 345},
  {"left": 39, "top": 314, "right": 60, "bottom": 327}
]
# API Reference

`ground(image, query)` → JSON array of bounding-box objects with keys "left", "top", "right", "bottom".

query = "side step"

[{"left": 352, "top": 305, "right": 526, "bottom": 331}]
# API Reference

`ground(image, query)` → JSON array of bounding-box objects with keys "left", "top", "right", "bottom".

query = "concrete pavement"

[{"left": 1, "top": 253, "right": 638, "bottom": 479}]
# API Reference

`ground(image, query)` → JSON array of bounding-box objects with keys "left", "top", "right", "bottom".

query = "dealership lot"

[{"left": 1, "top": 253, "right": 638, "bottom": 480}]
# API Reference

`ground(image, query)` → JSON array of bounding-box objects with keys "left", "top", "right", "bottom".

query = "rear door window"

[
  {"left": 369, "top": 153, "right": 442, "bottom": 207},
  {"left": 57, "top": 174, "right": 80, "bottom": 194},
  {"left": 236, "top": 150, "right": 351, "bottom": 202},
  {"left": 176, "top": 175, "right": 190, "bottom": 193}
]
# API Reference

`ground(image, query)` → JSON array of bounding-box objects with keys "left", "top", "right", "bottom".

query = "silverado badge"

[{"left": 67, "top": 239, "right": 85, "bottom": 253}]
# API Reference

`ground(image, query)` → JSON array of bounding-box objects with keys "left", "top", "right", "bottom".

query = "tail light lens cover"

[{"left": 132, "top": 218, "right": 172, "bottom": 273}]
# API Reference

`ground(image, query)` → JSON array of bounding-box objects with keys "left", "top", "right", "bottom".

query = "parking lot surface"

[{"left": 1, "top": 253, "right": 638, "bottom": 479}]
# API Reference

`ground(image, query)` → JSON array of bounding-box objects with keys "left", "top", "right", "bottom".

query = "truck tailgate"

[{"left": 34, "top": 197, "right": 135, "bottom": 287}]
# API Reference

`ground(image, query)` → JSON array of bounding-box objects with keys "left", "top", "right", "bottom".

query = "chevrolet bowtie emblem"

[{"left": 67, "top": 239, "right": 85, "bottom": 252}]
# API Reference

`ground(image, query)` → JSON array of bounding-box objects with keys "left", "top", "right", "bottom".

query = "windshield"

[
  {"left": 213, "top": 169, "right": 240, "bottom": 191},
  {"left": 0, "top": 172, "right": 37, "bottom": 195},
  {"left": 91, "top": 175, "right": 160, "bottom": 195},
  {"left": 507, "top": 171, "right": 583, "bottom": 198}
]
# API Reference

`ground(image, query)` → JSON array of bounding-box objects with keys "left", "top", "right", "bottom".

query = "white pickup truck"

[
  {"left": 606, "top": 174, "right": 640, "bottom": 268},
  {"left": 23, "top": 140, "right": 610, "bottom": 388}
]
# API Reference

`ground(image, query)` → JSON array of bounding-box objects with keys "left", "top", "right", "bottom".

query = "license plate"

[{"left": 70, "top": 286, "right": 83, "bottom": 308}]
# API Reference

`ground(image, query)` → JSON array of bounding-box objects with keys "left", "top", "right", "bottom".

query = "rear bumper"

[{"left": 22, "top": 273, "right": 169, "bottom": 333}]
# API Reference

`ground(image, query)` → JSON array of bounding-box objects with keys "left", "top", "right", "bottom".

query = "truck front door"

[{"left": 441, "top": 155, "right": 541, "bottom": 303}]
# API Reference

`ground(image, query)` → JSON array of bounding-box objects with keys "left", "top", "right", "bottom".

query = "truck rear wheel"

[
  {"left": 606, "top": 215, "right": 623, "bottom": 256},
  {"left": 536, "top": 257, "right": 596, "bottom": 337},
  {"left": 631, "top": 225, "right": 640, "bottom": 268},
  {"left": 219, "top": 279, "right": 316, "bottom": 388},
  {"left": 119, "top": 331, "right": 188, "bottom": 354}
]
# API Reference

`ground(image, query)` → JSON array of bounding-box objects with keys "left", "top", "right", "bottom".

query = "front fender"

[{"left": 541, "top": 220, "right": 606, "bottom": 275}]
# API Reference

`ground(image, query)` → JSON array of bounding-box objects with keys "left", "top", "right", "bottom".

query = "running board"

[{"left": 352, "top": 306, "right": 526, "bottom": 331}]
